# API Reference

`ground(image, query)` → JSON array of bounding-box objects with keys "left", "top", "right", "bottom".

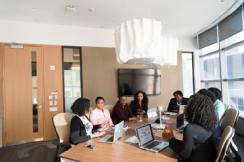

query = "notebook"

[
  {"left": 99, "top": 121, "right": 124, "bottom": 143},
  {"left": 136, "top": 124, "right": 169, "bottom": 153}
]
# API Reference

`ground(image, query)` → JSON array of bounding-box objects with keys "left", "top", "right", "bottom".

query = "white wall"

[{"left": 0, "top": 19, "right": 196, "bottom": 51}]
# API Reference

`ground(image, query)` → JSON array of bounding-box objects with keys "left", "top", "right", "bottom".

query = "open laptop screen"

[
  {"left": 176, "top": 114, "right": 184, "bottom": 129},
  {"left": 136, "top": 124, "right": 154, "bottom": 146}
]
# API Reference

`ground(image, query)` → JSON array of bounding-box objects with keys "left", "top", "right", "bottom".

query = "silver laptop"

[
  {"left": 136, "top": 124, "right": 169, "bottom": 152},
  {"left": 99, "top": 121, "right": 124, "bottom": 143}
]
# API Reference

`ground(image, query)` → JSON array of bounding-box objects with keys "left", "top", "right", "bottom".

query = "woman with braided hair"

[{"left": 163, "top": 94, "right": 217, "bottom": 162}]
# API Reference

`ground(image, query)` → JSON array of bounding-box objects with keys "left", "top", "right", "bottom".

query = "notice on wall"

[{"left": 50, "top": 65, "right": 56, "bottom": 71}]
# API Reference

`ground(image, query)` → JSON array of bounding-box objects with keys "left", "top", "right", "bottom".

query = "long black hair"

[
  {"left": 134, "top": 90, "right": 148, "bottom": 108},
  {"left": 208, "top": 87, "right": 222, "bottom": 100},
  {"left": 71, "top": 97, "right": 90, "bottom": 116},
  {"left": 186, "top": 94, "right": 217, "bottom": 130}
]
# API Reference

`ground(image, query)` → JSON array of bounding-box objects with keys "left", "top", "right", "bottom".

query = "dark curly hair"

[
  {"left": 208, "top": 87, "right": 222, "bottom": 100},
  {"left": 134, "top": 90, "right": 148, "bottom": 107},
  {"left": 71, "top": 97, "right": 90, "bottom": 116},
  {"left": 186, "top": 94, "right": 217, "bottom": 130}
]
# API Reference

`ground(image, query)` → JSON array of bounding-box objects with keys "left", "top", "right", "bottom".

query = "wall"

[
  {"left": 0, "top": 19, "right": 196, "bottom": 51},
  {"left": 0, "top": 44, "right": 4, "bottom": 146},
  {"left": 43, "top": 45, "right": 64, "bottom": 140},
  {"left": 82, "top": 47, "right": 183, "bottom": 109}
]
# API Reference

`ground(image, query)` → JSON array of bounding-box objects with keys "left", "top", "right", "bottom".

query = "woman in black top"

[
  {"left": 130, "top": 91, "right": 148, "bottom": 116},
  {"left": 164, "top": 94, "right": 217, "bottom": 162},
  {"left": 70, "top": 97, "right": 105, "bottom": 145}
]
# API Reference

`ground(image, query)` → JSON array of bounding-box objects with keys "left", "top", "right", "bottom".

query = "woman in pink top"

[{"left": 90, "top": 96, "right": 113, "bottom": 127}]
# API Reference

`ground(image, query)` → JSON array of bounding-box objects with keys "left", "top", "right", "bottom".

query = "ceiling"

[{"left": 0, "top": 0, "right": 241, "bottom": 37}]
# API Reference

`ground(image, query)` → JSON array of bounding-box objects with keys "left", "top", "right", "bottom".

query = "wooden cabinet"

[{"left": 0, "top": 44, "right": 64, "bottom": 145}]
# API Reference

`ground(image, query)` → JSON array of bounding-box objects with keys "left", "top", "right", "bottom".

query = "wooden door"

[{"left": 4, "top": 45, "right": 44, "bottom": 144}]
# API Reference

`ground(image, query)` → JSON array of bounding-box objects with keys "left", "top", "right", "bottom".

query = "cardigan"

[
  {"left": 169, "top": 124, "right": 216, "bottom": 162},
  {"left": 70, "top": 116, "right": 100, "bottom": 145}
]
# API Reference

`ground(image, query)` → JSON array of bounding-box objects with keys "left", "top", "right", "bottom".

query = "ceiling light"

[
  {"left": 65, "top": 5, "right": 77, "bottom": 13},
  {"left": 88, "top": 8, "right": 95, "bottom": 12},
  {"left": 114, "top": 18, "right": 179, "bottom": 66}
]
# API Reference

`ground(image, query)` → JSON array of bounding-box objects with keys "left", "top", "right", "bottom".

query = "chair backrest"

[
  {"left": 215, "top": 126, "right": 235, "bottom": 162},
  {"left": 104, "top": 104, "right": 114, "bottom": 113},
  {"left": 53, "top": 112, "right": 74, "bottom": 143},
  {"left": 220, "top": 108, "right": 239, "bottom": 131}
]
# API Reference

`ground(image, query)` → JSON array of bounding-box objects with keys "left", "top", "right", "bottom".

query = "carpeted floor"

[{"left": 0, "top": 140, "right": 57, "bottom": 162}]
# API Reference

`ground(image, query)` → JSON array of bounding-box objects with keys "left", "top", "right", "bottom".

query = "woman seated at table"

[
  {"left": 111, "top": 95, "right": 136, "bottom": 124},
  {"left": 208, "top": 87, "right": 225, "bottom": 119},
  {"left": 163, "top": 94, "right": 217, "bottom": 162},
  {"left": 130, "top": 90, "right": 149, "bottom": 116},
  {"left": 90, "top": 96, "right": 113, "bottom": 127},
  {"left": 70, "top": 97, "right": 105, "bottom": 145},
  {"left": 197, "top": 89, "right": 222, "bottom": 145}
]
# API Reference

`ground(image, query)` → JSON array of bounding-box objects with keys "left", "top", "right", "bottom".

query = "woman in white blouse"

[{"left": 70, "top": 97, "right": 105, "bottom": 145}]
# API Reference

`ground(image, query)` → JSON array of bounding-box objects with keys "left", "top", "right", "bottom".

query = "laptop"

[
  {"left": 136, "top": 124, "right": 169, "bottom": 152},
  {"left": 99, "top": 121, "right": 124, "bottom": 143},
  {"left": 176, "top": 113, "right": 186, "bottom": 132}
]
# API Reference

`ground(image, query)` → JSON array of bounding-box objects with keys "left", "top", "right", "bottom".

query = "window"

[
  {"left": 197, "top": 3, "right": 244, "bottom": 116},
  {"left": 62, "top": 47, "right": 82, "bottom": 112},
  {"left": 221, "top": 43, "right": 244, "bottom": 116},
  {"left": 182, "top": 52, "right": 194, "bottom": 97},
  {"left": 200, "top": 53, "right": 221, "bottom": 80}
]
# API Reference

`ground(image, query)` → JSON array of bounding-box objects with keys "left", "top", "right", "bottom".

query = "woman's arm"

[
  {"left": 70, "top": 117, "right": 91, "bottom": 145},
  {"left": 169, "top": 125, "right": 194, "bottom": 159}
]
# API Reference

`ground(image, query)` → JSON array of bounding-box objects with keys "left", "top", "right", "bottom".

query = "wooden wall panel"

[
  {"left": 0, "top": 44, "right": 4, "bottom": 146},
  {"left": 83, "top": 47, "right": 183, "bottom": 109},
  {"left": 43, "top": 45, "right": 64, "bottom": 140},
  {"left": 0, "top": 44, "right": 4, "bottom": 118}
]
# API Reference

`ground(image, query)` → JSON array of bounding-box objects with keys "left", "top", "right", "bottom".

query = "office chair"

[
  {"left": 215, "top": 126, "right": 235, "bottom": 162},
  {"left": 53, "top": 112, "right": 74, "bottom": 143},
  {"left": 104, "top": 104, "right": 114, "bottom": 113},
  {"left": 220, "top": 108, "right": 239, "bottom": 131}
]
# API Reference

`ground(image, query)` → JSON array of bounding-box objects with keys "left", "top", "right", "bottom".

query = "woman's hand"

[
  {"left": 99, "top": 122, "right": 110, "bottom": 131},
  {"left": 162, "top": 126, "right": 174, "bottom": 140},
  {"left": 129, "top": 117, "right": 137, "bottom": 121},
  {"left": 91, "top": 131, "right": 105, "bottom": 138}
]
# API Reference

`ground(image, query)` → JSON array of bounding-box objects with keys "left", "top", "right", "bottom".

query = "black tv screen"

[{"left": 118, "top": 68, "right": 161, "bottom": 96}]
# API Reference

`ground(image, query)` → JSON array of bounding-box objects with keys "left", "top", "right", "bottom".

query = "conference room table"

[{"left": 60, "top": 115, "right": 182, "bottom": 162}]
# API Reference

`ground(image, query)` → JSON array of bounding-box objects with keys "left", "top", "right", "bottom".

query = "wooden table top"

[{"left": 60, "top": 116, "right": 182, "bottom": 162}]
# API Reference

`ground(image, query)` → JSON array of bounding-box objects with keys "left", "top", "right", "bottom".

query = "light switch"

[{"left": 49, "top": 107, "right": 58, "bottom": 112}]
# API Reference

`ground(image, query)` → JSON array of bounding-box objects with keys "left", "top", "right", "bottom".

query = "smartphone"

[{"left": 84, "top": 144, "right": 95, "bottom": 150}]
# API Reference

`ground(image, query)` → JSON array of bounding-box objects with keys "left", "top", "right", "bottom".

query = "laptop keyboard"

[
  {"left": 144, "top": 141, "right": 160, "bottom": 149},
  {"left": 107, "top": 136, "right": 114, "bottom": 142}
]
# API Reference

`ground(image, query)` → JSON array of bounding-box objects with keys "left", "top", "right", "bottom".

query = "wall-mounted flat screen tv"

[{"left": 118, "top": 68, "right": 161, "bottom": 96}]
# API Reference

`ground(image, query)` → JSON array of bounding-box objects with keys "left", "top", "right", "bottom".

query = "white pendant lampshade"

[{"left": 114, "top": 18, "right": 179, "bottom": 66}]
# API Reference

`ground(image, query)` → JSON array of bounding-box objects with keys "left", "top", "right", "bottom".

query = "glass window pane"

[
  {"left": 63, "top": 47, "right": 82, "bottom": 112},
  {"left": 227, "top": 81, "right": 244, "bottom": 112},
  {"left": 200, "top": 53, "right": 220, "bottom": 80},
  {"left": 31, "top": 51, "right": 38, "bottom": 133},
  {"left": 182, "top": 53, "right": 194, "bottom": 97},
  {"left": 201, "top": 81, "right": 221, "bottom": 89},
  {"left": 222, "top": 43, "right": 244, "bottom": 78}
]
